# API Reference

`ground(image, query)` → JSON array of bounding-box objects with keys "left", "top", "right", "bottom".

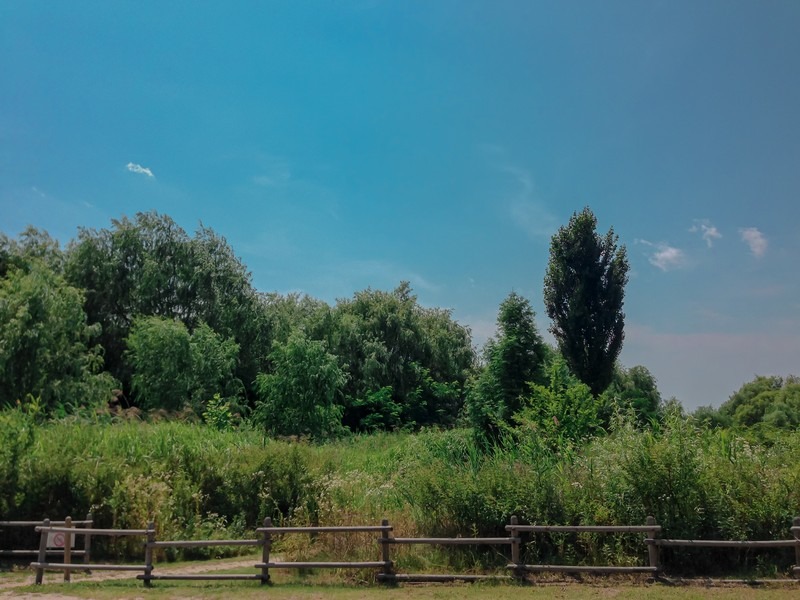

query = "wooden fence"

[
  {"left": 32, "top": 519, "right": 152, "bottom": 584},
  {"left": 504, "top": 515, "right": 662, "bottom": 575},
  {"left": 138, "top": 518, "right": 271, "bottom": 585},
  {"left": 0, "top": 515, "right": 93, "bottom": 563},
  {"left": 650, "top": 516, "right": 800, "bottom": 579},
  {"left": 253, "top": 518, "right": 394, "bottom": 584},
  {"left": 27, "top": 515, "right": 800, "bottom": 586}
]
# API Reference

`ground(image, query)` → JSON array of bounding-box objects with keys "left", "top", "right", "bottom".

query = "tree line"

[
  {"left": 1, "top": 209, "right": 792, "bottom": 441},
  {"left": 0, "top": 213, "right": 474, "bottom": 434}
]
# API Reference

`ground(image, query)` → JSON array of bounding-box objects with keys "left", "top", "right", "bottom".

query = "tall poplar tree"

[{"left": 543, "top": 207, "right": 629, "bottom": 396}]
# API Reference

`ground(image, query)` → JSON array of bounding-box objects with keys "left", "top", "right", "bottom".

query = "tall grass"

[{"left": 2, "top": 411, "right": 798, "bottom": 575}]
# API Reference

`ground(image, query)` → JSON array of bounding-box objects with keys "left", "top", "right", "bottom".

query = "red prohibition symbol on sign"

[{"left": 53, "top": 532, "right": 65, "bottom": 547}]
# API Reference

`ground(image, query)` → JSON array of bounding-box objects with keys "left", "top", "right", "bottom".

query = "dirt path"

[{"left": 0, "top": 555, "right": 266, "bottom": 597}]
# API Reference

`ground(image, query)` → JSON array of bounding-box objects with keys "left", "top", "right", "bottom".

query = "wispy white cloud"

[
  {"left": 475, "top": 142, "right": 506, "bottom": 157},
  {"left": 739, "top": 227, "right": 767, "bottom": 258},
  {"left": 252, "top": 157, "right": 291, "bottom": 187},
  {"left": 126, "top": 162, "right": 154, "bottom": 178},
  {"left": 31, "top": 186, "right": 47, "bottom": 198},
  {"left": 689, "top": 219, "right": 722, "bottom": 247},
  {"left": 477, "top": 144, "right": 557, "bottom": 240},
  {"left": 636, "top": 239, "right": 687, "bottom": 271},
  {"left": 502, "top": 165, "right": 558, "bottom": 239}
]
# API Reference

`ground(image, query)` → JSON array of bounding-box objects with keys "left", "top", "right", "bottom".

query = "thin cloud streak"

[
  {"left": 739, "top": 227, "right": 767, "bottom": 258},
  {"left": 503, "top": 165, "right": 558, "bottom": 240},
  {"left": 126, "top": 162, "right": 154, "bottom": 178}
]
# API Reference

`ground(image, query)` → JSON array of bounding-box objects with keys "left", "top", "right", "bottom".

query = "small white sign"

[{"left": 46, "top": 531, "right": 75, "bottom": 549}]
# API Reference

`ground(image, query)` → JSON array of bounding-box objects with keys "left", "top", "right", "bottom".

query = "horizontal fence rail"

[
  {"left": 21, "top": 514, "right": 800, "bottom": 587},
  {"left": 40, "top": 527, "right": 150, "bottom": 536},
  {"left": 148, "top": 539, "right": 262, "bottom": 548},
  {"left": 384, "top": 537, "right": 517, "bottom": 545},
  {"left": 513, "top": 525, "right": 660, "bottom": 533},
  {"left": 258, "top": 525, "right": 392, "bottom": 533},
  {"left": 1, "top": 520, "right": 93, "bottom": 527},
  {"left": 654, "top": 539, "right": 797, "bottom": 548}
]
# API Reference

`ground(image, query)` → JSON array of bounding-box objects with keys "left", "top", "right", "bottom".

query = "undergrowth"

[{"left": 1, "top": 409, "right": 798, "bottom": 577}]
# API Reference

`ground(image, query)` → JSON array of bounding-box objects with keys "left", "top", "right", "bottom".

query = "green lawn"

[{"left": 5, "top": 576, "right": 799, "bottom": 600}]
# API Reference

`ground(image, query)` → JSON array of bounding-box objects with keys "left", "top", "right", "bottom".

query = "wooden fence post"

[
  {"left": 380, "top": 519, "right": 392, "bottom": 580},
  {"left": 793, "top": 516, "right": 800, "bottom": 579},
  {"left": 63, "top": 516, "right": 72, "bottom": 583},
  {"left": 261, "top": 517, "right": 272, "bottom": 585},
  {"left": 35, "top": 518, "right": 49, "bottom": 585},
  {"left": 84, "top": 512, "right": 93, "bottom": 573},
  {"left": 143, "top": 521, "right": 155, "bottom": 587},
  {"left": 510, "top": 515, "right": 521, "bottom": 579},
  {"left": 646, "top": 516, "right": 660, "bottom": 574}
]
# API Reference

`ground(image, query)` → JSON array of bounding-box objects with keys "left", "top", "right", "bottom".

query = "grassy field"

[
  {"left": 4, "top": 556, "right": 799, "bottom": 600},
  {"left": 3, "top": 417, "right": 800, "bottom": 578},
  {"left": 4, "top": 552, "right": 799, "bottom": 599},
  {"left": 4, "top": 578, "right": 799, "bottom": 600}
]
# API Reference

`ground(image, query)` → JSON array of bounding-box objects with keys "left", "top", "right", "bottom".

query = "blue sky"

[{"left": 2, "top": 1, "right": 799, "bottom": 409}]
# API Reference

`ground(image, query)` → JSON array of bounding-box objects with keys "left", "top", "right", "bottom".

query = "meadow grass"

[
  {"left": 6, "top": 576, "right": 800, "bottom": 600},
  {"left": 2, "top": 413, "right": 799, "bottom": 577}
]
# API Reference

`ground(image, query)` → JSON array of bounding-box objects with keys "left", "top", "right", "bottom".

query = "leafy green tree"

[
  {"left": 0, "top": 260, "right": 117, "bottom": 412},
  {"left": 125, "top": 316, "right": 241, "bottom": 411},
  {"left": 466, "top": 292, "right": 548, "bottom": 442},
  {"left": 599, "top": 365, "right": 663, "bottom": 427},
  {"left": 126, "top": 316, "right": 192, "bottom": 411},
  {"left": 253, "top": 331, "right": 346, "bottom": 439},
  {"left": 692, "top": 405, "right": 732, "bottom": 429},
  {"left": 188, "top": 322, "right": 242, "bottom": 411},
  {"left": 514, "top": 357, "right": 601, "bottom": 447},
  {"left": 330, "top": 282, "right": 474, "bottom": 431},
  {"left": 202, "top": 393, "right": 234, "bottom": 431},
  {"left": 543, "top": 207, "right": 629, "bottom": 396},
  {"left": 262, "top": 292, "right": 331, "bottom": 346},
  {"left": 189, "top": 225, "right": 269, "bottom": 390},
  {"left": 66, "top": 212, "right": 268, "bottom": 399},
  {"left": 66, "top": 213, "right": 195, "bottom": 390},
  {"left": 717, "top": 375, "right": 800, "bottom": 433},
  {"left": 1, "top": 227, "right": 65, "bottom": 277}
]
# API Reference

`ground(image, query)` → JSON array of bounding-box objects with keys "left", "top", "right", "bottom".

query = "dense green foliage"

[
  {"left": 514, "top": 357, "right": 601, "bottom": 447},
  {"left": 329, "top": 283, "right": 473, "bottom": 431},
  {"left": 467, "top": 292, "right": 548, "bottom": 443},
  {"left": 125, "top": 317, "right": 240, "bottom": 412},
  {"left": 3, "top": 210, "right": 798, "bottom": 579},
  {"left": 65, "top": 213, "right": 269, "bottom": 399},
  {"left": 0, "top": 259, "right": 117, "bottom": 412},
  {"left": 1, "top": 214, "right": 473, "bottom": 433},
  {"left": 254, "top": 331, "right": 346, "bottom": 438},
  {"left": 694, "top": 375, "right": 800, "bottom": 442},
  {"left": 0, "top": 414, "right": 798, "bottom": 576},
  {"left": 544, "top": 207, "right": 629, "bottom": 396},
  {"left": 599, "top": 364, "right": 663, "bottom": 427},
  {"left": 0, "top": 409, "right": 34, "bottom": 515}
]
